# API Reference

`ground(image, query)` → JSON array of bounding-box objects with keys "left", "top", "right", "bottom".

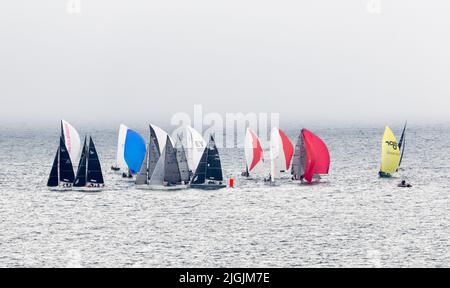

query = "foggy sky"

[{"left": 1, "top": 0, "right": 449, "bottom": 127}]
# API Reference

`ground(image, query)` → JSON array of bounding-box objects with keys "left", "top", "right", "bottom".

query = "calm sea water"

[{"left": 0, "top": 124, "right": 449, "bottom": 267}]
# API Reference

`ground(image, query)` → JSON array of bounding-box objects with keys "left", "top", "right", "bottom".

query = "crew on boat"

[{"left": 398, "top": 180, "right": 412, "bottom": 188}]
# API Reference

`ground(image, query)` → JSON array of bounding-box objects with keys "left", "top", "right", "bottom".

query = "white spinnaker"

[
  {"left": 244, "top": 128, "right": 264, "bottom": 173},
  {"left": 184, "top": 125, "right": 206, "bottom": 171},
  {"left": 150, "top": 124, "right": 172, "bottom": 154},
  {"left": 115, "top": 124, "right": 128, "bottom": 170},
  {"left": 61, "top": 120, "right": 81, "bottom": 164},
  {"left": 269, "top": 127, "right": 281, "bottom": 181},
  {"left": 272, "top": 127, "right": 291, "bottom": 172}
]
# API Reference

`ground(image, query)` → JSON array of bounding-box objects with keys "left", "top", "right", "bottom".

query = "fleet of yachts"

[{"left": 46, "top": 120, "right": 407, "bottom": 191}]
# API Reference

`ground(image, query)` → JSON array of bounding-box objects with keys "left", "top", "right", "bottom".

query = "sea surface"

[{"left": 0, "top": 123, "right": 449, "bottom": 267}]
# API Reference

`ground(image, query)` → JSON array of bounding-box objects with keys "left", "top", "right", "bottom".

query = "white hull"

[{"left": 72, "top": 187, "right": 103, "bottom": 192}]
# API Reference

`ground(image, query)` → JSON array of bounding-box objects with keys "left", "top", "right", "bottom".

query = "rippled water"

[{"left": 0, "top": 124, "right": 449, "bottom": 267}]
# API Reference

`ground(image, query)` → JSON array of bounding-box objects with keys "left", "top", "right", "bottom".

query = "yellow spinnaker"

[{"left": 380, "top": 126, "right": 401, "bottom": 174}]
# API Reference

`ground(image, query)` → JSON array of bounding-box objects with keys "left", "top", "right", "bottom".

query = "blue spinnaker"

[{"left": 124, "top": 129, "right": 146, "bottom": 174}]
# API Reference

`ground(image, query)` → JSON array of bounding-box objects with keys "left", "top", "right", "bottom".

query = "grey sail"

[
  {"left": 149, "top": 125, "right": 161, "bottom": 155},
  {"left": 292, "top": 132, "right": 306, "bottom": 180},
  {"left": 148, "top": 146, "right": 166, "bottom": 186},
  {"left": 175, "top": 135, "right": 190, "bottom": 183},
  {"left": 163, "top": 136, "right": 182, "bottom": 184},
  {"left": 135, "top": 143, "right": 149, "bottom": 185},
  {"left": 148, "top": 135, "right": 160, "bottom": 181}
]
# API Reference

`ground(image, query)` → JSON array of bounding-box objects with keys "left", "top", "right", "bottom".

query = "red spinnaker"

[
  {"left": 278, "top": 128, "right": 294, "bottom": 170},
  {"left": 302, "top": 129, "right": 330, "bottom": 183},
  {"left": 249, "top": 129, "right": 263, "bottom": 171}
]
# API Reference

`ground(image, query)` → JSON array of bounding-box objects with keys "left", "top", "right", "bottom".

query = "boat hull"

[
  {"left": 48, "top": 186, "right": 72, "bottom": 192},
  {"left": 190, "top": 183, "right": 227, "bottom": 190},
  {"left": 378, "top": 171, "right": 393, "bottom": 178},
  {"left": 136, "top": 184, "right": 188, "bottom": 191},
  {"left": 73, "top": 187, "right": 103, "bottom": 192}
]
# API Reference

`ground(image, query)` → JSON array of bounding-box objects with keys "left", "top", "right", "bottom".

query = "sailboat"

[
  {"left": 111, "top": 124, "right": 146, "bottom": 178},
  {"left": 379, "top": 124, "right": 406, "bottom": 178},
  {"left": 73, "top": 136, "right": 105, "bottom": 191},
  {"left": 145, "top": 136, "right": 189, "bottom": 190},
  {"left": 291, "top": 129, "right": 330, "bottom": 183},
  {"left": 242, "top": 127, "right": 264, "bottom": 178},
  {"left": 135, "top": 124, "right": 171, "bottom": 187},
  {"left": 181, "top": 125, "right": 206, "bottom": 175},
  {"left": 190, "top": 135, "right": 227, "bottom": 190},
  {"left": 111, "top": 124, "right": 127, "bottom": 172},
  {"left": 268, "top": 127, "right": 294, "bottom": 183},
  {"left": 47, "top": 137, "right": 76, "bottom": 191}
]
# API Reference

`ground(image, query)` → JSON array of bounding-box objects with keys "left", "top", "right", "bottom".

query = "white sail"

[
  {"left": 244, "top": 128, "right": 264, "bottom": 173},
  {"left": 183, "top": 125, "right": 206, "bottom": 172},
  {"left": 269, "top": 127, "right": 293, "bottom": 174},
  {"left": 61, "top": 120, "right": 81, "bottom": 164},
  {"left": 115, "top": 124, "right": 128, "bottom": 170}
]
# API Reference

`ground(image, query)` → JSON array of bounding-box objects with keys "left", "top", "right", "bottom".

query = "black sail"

[
  {"left": 59, "top": 137, "right": 75, "bottom": 183},
  {"left": 47, "top": 148, "right": 59, "bottom": 187},
  {"left": 192, "top": 135, "right": 223, "bottom": 184},
  {"left": 398, "top": 122, "right": 407, "bottom": 168},
  {"left": 205, "top": 136, "right": 223, "bottom": 181},
  {"left": 192, "top": 146, "right": 208, "bottom": 184},
  {"left": 163, "top": 136, "right": 182, "bottom": 184},
  {"left": 74, "top": 138, "right": 88, "bottom": 187},
  {"left": 86, "top": 137, "right": 104, "bottom": 184}
]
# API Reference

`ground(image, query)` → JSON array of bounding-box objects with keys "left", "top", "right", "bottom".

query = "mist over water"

[
  {"left": 0, "top": 124, "right": 449, "bottom": 267},
  {"left": 1, "top": 1, "right": 450, "bottom": 124}
]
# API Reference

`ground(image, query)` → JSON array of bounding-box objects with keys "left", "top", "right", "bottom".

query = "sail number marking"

[{"left": 385, "top": 141, "right": 398, "bottom": 150}]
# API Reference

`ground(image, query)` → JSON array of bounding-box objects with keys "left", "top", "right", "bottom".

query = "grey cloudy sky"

[{"left": 0, "top": 0, "right": 449, "bottom": 126}]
